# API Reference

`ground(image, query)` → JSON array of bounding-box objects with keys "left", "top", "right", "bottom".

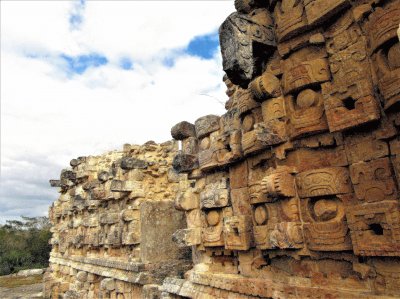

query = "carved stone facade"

[
  {"left": 165, "top": 0, "right": 400, "bottom": 298},
  {"left": 46, "top": 1, "right": 400, "bottom": 298},
  {"left": 45, "top": 141, "right": 192, "bottom": 299}
]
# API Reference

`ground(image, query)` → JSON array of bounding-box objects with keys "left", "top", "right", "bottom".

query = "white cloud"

[
  {"left": 78, "top": 1, "right": 233, "bottom": 60},
  {"left": 0, "top": 1, "right": 234, "bottom": 222}
]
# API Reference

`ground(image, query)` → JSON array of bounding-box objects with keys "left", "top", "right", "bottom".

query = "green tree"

[{"left": 0, "top": 216, "right": 52, "bottom": 275}]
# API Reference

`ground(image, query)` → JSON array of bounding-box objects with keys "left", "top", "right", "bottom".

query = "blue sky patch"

[
  {"left": 186, "top": 32, "right": 219, "bottom": 59},
  {"left": 69, "top": 14, "right": 83, "bottom": 29},
  {"left": 162, "top": 56, "right": 175, "bottom": 68},
  {"left": 119, "top": 57, "right": 133, "bottom": 70},
  {"left": 60, "top": 53, "right": 108, "bottom": 75},
  {"left": 69, "top": 0, "right": 86, "bottom": 30}
]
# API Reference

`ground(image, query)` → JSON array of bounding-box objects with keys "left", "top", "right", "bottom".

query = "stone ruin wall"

[
  {"left": 45, "top": 141, "right": 192, "bottom": 298},
  {"left": 165, "top": 0, "right": 400, "bottom": 298},
  {"left": 46, "top": 0, "right": 400, "bottom": 298}
]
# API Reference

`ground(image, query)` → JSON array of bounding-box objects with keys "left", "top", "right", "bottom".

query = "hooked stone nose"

[{"left": 219, "top": 9, "right": 276, "bottom": 88}]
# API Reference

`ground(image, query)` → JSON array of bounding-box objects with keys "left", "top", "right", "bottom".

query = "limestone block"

[
  {"left": 296, "top": 167, "right": 352, "bottom": 198},
  {"left": 344, "top": 132, "right": 389, "bottom": 164},
  {"left": 345, "top": 200, "right": 400, "bottom": 256},
  {"left": 140, "top": 201, "right": 187, "bottom": 263},
  {"left": 174, "top": 181, "right": 199, "bottom": 211},
  {"left": 230, "top": 187, "right": 252, "bottom": 216},
  {"left": 241, "top": 108, "right": 269, "bottom": 156},
  {"left": 349, "top": 158, "right": 398, "bottom": 203},
  {"left": 261, "top": 166, "right": 296, "bottom": 199},
  {"left": 61, "top": 169, "right": 76, "bottom": 181},
  {"left": 171, "top": 121, "right": 196, "bottom": 140},
  {"left": 76, "top": 271, "right": 88, "bottom": 282},
  {"left": 200, "top": 178, "right": 230, "bottom": 209},
  {"left": 201, "top": 209, "right": 226, "bottom": 247},
  {"left": 223, "top": 215, "right": 253, "bottom": 250},
  {"left": 49, "top": 179, "right": 61, "bottom": 187},
  {"left": 301, "top": 196, "right": 352, "bottom": 251},
  {"left": 70, "top": 156, "right": 85, "bottom": 167},
  {"left": 121, "top": 209, "right": 140, "bottom": 222},
  {"left": 219, "top": 9, "right": 275, "bottom": 87},
  {"left": 172, "top": 152, "right": 198, "bottom": 173},
  {"left": 194, "top": 115, "right": 220, "bottom": 139},
  {"left": 274, "top": 0, "right": 308, "bottom": 42},
  {"left": 142, "top": 284, "right": 162, "bottom": 299},
  {"left": 286, "top": 90, "right": 328, "bottom": 139},
  {"left": 101, "top": 278, "right": 115, "bottom": 291},
  {"left": 234, "top": 0, "right": 264, "bottom": 14},
  {"left": 110, "top": 180, "right": 144, "bottom": 198},
  {"left": 99, "top": 212, "right": 119, "bottom": 225},
  {"left": 249, "top": 71, "right": 282, "bottom": 101},
  {"left": 252, "top": 198, "right": 303, "bottom": 250},
  {"left": 229, "top": 160, "right": 248, "bottom": 189},
  {"left": 172, "top": 228, "right": 201, "bottom": 247},
  {"left": 282, "top": 51, "right": 330, "bottom": 95},
  {"left": 120, "top": 157, "right": 148, "bottom": 170},
  {"left": 304, "top": 0, "right": 350, "bottom": 26}
]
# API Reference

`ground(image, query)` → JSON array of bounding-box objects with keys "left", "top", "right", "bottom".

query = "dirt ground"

[
  {"left": 0, "top": 274, "right": 43, "bottom": 299},
  {"left": 0, "top": 283, "right": 43, "bottom": 299}
]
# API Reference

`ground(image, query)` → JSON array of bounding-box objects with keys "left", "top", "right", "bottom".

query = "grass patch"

[{"left": 0, "top": 274, "right": 43, "bottom": 288}]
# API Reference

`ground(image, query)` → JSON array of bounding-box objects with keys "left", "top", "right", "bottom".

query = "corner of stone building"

[{"left": 46, "top": 1, "right": 400, "bottom": 298}]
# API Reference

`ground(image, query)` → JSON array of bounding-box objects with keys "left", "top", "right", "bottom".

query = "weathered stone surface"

[
  {"left": 172, "top": 153, "right": 198, "bottom": 173},
  {"left": 172, "top": 228, "right": 201, "bottom": 247},
  {"left": 219, "top": 10, "right": 276, "bottom": 87},
  {"left": 168, "top": 0, "right": 400, "bottom": 298},
  {"left": 171, "top": 121, "right": 196, "bottom": 140},
  {"left": 120, "top": 157, "right": 148, "bottom": 170},
  {"left": 47, "top": 1, "right": 400, "bottom": 298},
  {"left": 49, "top": 179, "right": 61, "bottom": 187},
  {"left": 194, "top": 115, "right": 220, "bottom": 139},
  {"left": 45, "top": 141, "right": 191, "bottom": 299},
  {"left": 140, "top": 201, "right": 187, "bottom": 263}
]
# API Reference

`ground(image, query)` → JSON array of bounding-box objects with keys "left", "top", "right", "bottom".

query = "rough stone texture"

[
  {"left": 45, "top": 141, "right": 192, "bottom": 299},
  {"left": 46, "top": 1, "right": 400, "bottom": 298},
  {"left": 166, "top": 0, "right": 400, "bottom": 298},
  {"left": 171, "top": 121, "right": 196, "bottom": 140},
  {"left": 140, "top": 201, "right": 187, "bottom": 263}
]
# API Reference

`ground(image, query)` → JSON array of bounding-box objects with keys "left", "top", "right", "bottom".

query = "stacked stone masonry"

[
  {"left": 46, "top": 0, "right": 400, "bottom": 298},
  {"left": 167, "top": 0, "right": 400, "bottom": 298},
  {"left": 45, "top": 141, "right": 192, "bottom": 298}
]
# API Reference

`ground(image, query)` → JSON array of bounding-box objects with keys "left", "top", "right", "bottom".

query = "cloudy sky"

[{"left": 0, "top": 0, "right": 234, "bottom": 223}]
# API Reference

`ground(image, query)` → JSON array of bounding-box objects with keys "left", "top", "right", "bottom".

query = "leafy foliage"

[{"left": 0, "top": 216, "right": 51, "bottom": 275}]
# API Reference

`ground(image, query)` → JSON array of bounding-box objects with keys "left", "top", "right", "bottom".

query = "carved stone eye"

[
  {"left": 388, "top": 42, "right": 400, "bottom": 69},
  {"left": 242, "top": 114, "right": 255, "bottom": 132},
  {"left": 333, "top": 35, "right": 349, "bottom": 51},
  {"left": 237, "top": 19, "right": 247, "bottom": 33},
  {"left": 296, "top": 89, "right": 318, "bottom": 109},
  {"left": 352, "top": 50, "right": 366, "bottom": 62},
  {"left": 254, "top": 205, "right": 268, "bottom": 225},
  {"left": 252, "top": 26, "right": 263, "bottom": 39},
  {"left": 313, "top": 199, "right": 338, "bottom": 221},
  {"left": 200, "top": 137, "right": 210, "bottom": 150},
  {"left": 329, "top": 61, "right": 340, "bottom": 74},
  {"left": 281, "top": 0, "right": 298, "bottom": 12},
  {"left": 206, "top": 210, "right": 220, "bottom": 226}
]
